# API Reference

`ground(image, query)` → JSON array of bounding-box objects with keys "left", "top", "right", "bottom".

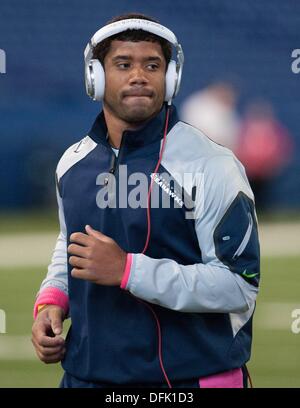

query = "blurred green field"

[
  {"left": 1, "top": 208, "right": 300, "bottom": 234},
  {"left": 0, "top": 210, "right": 58, "bottom": 235},
  {"left": 0, "top": 264, "right": 66, "bottom": 387},
  {"left": 0, "top": 254, "right": 299, "bottom": 388}
]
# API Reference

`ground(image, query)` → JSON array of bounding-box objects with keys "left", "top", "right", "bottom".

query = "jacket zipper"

[{"left": 104, "top": 134, "right": 126, "bottom": 186}]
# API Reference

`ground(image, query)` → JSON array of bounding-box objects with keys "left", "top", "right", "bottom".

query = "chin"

[{"left": 122, "top": 107, "right": 155, "bottom": 123}]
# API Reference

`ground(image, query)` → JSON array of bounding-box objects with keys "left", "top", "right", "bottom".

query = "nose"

[{"left": 128, "top": 66, "right": 148, "bottom": 86}]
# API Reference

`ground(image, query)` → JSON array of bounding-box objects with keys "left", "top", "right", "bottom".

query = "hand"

[
  {"left": 68, "top": 225, "right": 127, "bottom": 286},
  {"left": 31, "top": 305, "right": 66, "bottom": 364}
]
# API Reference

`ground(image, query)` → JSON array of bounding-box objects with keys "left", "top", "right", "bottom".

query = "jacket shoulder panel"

[
  {"left": 165, "top": 121, "right": 235, "bottom": 163},
  {"left": 56, "top": 136, "right": 98, "bottom": 183},
  {"left": 161, "top": 121, "right": 245, "bottom": 200}
]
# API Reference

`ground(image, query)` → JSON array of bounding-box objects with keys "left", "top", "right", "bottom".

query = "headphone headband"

[
  {"left": 92, "top": 19, "right": 177, "bottom": 47},
  {"left": 84, "top": 19, "right": 180, "bottom": 62}
]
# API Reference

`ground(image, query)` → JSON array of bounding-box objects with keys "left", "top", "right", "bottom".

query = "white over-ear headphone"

[{"left": 84, "top": 19, "right": 184, "bottom": 104}]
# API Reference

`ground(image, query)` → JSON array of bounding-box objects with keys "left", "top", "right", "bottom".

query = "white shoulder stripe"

[{"left": 56, "top": 136, "right": 97, "bottom": 183}]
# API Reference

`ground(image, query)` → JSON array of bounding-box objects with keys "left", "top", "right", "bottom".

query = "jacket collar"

[{"left": 88, "top": 103, "right": 179, "bottom": 149}]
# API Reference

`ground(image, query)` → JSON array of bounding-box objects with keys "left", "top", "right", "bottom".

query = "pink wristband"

[
  {"left": 33, "top": 287, "right": 69, "bottom": 319},
  {"left": 120, "top": 253, "right": 133, "bottom": 290}
]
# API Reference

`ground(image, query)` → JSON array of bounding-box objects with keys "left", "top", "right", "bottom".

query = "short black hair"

[{"left": 93, "top": 13, "right": 172, "bottom": 68}]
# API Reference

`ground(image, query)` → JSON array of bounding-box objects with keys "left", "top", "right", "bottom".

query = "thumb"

[
  {"left": 85, "top": 225, "right": 108, "bottom": 241},
  {"left": 49, "top": 308, "right": 64, "bottom": 335}
]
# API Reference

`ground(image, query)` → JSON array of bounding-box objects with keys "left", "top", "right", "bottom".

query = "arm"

[
  {"left": 121, "top": 155, "right": 260, "bottom": 314},
  {"left": 33, "top": 182, "right": 69, "bottom": 319},
  {"left": 32, "top": 179, "right": 69, "bottom": 363}
]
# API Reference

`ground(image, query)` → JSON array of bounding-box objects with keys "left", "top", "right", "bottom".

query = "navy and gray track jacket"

[{"left": 35, "top": 104, "right": 260, "bottom": 385}]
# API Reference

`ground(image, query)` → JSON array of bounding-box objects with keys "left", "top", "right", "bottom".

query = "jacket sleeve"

[
  {"left": 121, "top": 155, "right": 260, "bottom": 314},
  {"left": 33, "top": 181, "right": 69, "bottom": 318}
]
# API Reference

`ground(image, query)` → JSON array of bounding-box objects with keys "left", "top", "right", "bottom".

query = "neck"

[{"left": 103, "top": 105, "right": 148, "bottom": 148}]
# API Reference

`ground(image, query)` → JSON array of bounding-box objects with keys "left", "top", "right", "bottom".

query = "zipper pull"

[{"left": 104, "top": 154, "right": 117, "bottom": 185}]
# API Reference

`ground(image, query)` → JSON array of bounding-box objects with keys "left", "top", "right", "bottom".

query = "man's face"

[{"left": 103, "top": 40, "right": 167, "bottom": 124}]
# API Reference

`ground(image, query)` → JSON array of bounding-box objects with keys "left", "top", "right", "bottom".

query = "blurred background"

[{"left": 0, "top": 0, "right": 299, "bottom": 387}]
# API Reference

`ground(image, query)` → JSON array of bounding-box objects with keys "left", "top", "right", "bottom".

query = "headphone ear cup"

[
  {"left": 165, "top": 60, "right": 177, "bottom": 102},
  {"left": 85, "top": 59, "right": 105, "bottom": 101}
]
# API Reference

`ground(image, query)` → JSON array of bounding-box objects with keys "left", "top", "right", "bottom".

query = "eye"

[
  {"left": 147, "top": 64, "right": 159, "bottom": 71},
  {"left": 117, "top": 62, "right": 130, "bottom": 69}
]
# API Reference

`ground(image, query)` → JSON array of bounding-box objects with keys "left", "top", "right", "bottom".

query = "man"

[{"left": 31, "top": 13, "right": 260, "bottom": 388}]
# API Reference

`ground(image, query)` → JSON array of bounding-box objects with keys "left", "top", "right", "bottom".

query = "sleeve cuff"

[
  {"left": 120, "top": 253, "right": 133, "bottom": 290},
  {"left": 33, "top": 287, "right": 69, "bottom": 319}
]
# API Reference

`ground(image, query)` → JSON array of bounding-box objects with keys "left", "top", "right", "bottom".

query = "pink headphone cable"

[
  {"left": 137, "top": 106, "right": 172, "bottom": 388},
  {"left": 141, "top": 106, "right": 170, "bottom": 254}
]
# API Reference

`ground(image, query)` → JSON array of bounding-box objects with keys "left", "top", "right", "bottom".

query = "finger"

[
  {"left": 69, "top": 255, "right": 89, "bottom": 269},
  {"left": 33, "top": 342, "right": 65, "bottom": 357},
  {"left": 36, "top": 349, "right": 66, "bottom": 364},
  {"left": 32, "top": 334, "right": 60, "bottom": 350},
  {"left": 32, "top": 333, "right": 64, "bottom": 348},
  {"left": 68, "top": 243, "right": 88, "bottom": 257},
  {"left": 32, "top": 338, "right": 65, "bottom": 356},
  {"left": 48, "top": 308, "right": 64, "bottom": 335},
  {"left": 32, "top": 339, "right": 65, "bottom": 364},
  {"left": 33, "top": 321, "right": 60, "bottom": 341},
  {"left": 85, "top": 225, "right": 111, "bottom": 242},
  {"left": 41, "top": 346, "right": 66, "bottom": 357},
  {"left": 71, "top": 268, "right": 93, "bottom": 281},
  {"left": 32, "top": 319, "right": 54, "bottom": 343},
  {"left": 32, "top": 318, "right": 50, "bottom": 338},
  {"left": 36, "top": 334, "right": 65, "bottom": 348},
  {"left": 69, "top": 232, "right": 91, "bottom": 246}
]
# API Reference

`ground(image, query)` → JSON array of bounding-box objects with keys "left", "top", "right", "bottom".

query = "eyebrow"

[{"left": 111, "top": 55, "right": 163, "bottom": 63}]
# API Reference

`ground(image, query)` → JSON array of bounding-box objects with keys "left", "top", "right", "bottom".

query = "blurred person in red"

[{"left": 236, "top": 101, "right": 293, "bottom": 209}]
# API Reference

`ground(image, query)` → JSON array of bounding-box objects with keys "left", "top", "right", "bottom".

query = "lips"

[{"left": 123, "top": 89, "right": 153, "bottom": 98}]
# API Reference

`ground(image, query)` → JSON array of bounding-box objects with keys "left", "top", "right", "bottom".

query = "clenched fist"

[
  {"left": 68, "top": 225, "right": 127, "bottom": 286},
  {"left": 31, "top": 305, "right": 66, "bottom": 364}
]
